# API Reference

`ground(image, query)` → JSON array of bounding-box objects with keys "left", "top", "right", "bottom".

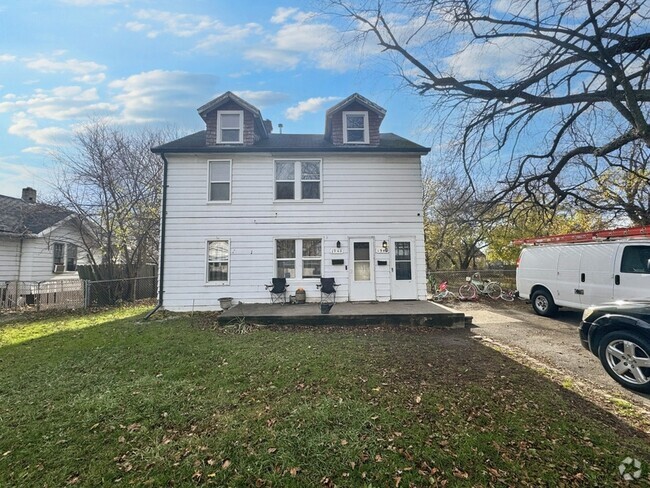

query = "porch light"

[
  {"left": 336, "top": 240, "right": 341, "bottom": 248},
  {"left": 382, "top": 240, "right": 388, "bottom": 251}
]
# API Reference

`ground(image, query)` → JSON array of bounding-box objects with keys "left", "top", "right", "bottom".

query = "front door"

[
  {"left": 349, "top": 239, "right": 376, "bottom": 301},
  {"left": 390, "top": 239, "right": 417, "bottom": 300}
]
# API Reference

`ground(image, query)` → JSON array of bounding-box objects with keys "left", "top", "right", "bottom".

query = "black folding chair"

[
  {"left": 265, "top": 278, "right": 289, "bottom": 304},
  {"left": 317, "top": 278, "right": 339, "bottom": 305}
]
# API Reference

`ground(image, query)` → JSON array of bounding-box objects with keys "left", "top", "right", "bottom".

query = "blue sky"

[{"left": 0, "top": 0, "right": 432, "bottom": 199}]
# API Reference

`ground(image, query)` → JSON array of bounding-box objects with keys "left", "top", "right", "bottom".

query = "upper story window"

[
  {"left": 208, "top": 160, "right": 231, "bottom": 202},
  {"left": 217, "top": 110, "right": 243, "bottom": 143},
  {"left": 343, "top": 111, "right": 369, "bottom": 144},
  {"left": 275, "top": 160, "right": 321, "bottom": 201}
]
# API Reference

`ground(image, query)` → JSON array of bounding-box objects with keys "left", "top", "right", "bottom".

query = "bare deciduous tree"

[
  {"left": 328, "top": 0, "right": 650, "bottom": 222},
  {"left": 52, "top": 120, "right": 175, "bottom": 280}
]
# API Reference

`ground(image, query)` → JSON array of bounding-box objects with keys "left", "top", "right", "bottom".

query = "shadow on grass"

[{"left": 1, "top": 316, "right": 649, "bottom": 486}]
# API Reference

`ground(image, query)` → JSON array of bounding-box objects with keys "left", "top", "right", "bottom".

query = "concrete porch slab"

[{"left": 220, "top": 300, "right": 468, "bottom": 328}]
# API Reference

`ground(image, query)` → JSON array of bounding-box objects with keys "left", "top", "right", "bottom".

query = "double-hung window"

[
  {"left": 343, "top": 111, "right": 369, "bottom": 144},
  {"left": 217, "top": 110, "right": 243, "bottom": 143},
  {"left": 66, "top": 244, "right": 78, "bottom": 271},
  {"left": 53, "top": 243, "right": 64, "bottom": 266},
  {"left": 207, "top": 240, "right": 229, "bottom": 284},
  {"left": 208, "top": 160, "right": 231, "bottom": 202},
  {"left": 275, "top": 239, "right": 322, "bottom": 279},
  {"left": 274, "top": 160, "right": 321, "bottom": 201}
]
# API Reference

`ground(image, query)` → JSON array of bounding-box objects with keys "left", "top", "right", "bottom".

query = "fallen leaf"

[
  {"left": 340, "top": 439, "right": 348, "bottom": 446},
  {"left": 222, "top": 459, "right": 231, "bottom": 469},
  {"left": 267, "top": 447, "right": 277, "bottom": 454},
  {"left": 289, "top": 467, "right": 301, "bottom": 476},
  {"left": 415, "top": 395, "right": 421, "bottom": 404}
]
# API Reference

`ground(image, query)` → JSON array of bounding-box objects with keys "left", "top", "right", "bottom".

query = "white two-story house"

[{"left": 152, "top": 92, "right": 429, "bottom": 311}]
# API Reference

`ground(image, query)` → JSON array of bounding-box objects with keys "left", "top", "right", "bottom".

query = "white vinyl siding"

[
  {"left": 208, "top": 160, "right": 232, "bottom": 202},
  {"left": 274, "top": 160, "right": 321, "bottom": 201},
  {"left": 216, "top": 111, "right": 243, "bottom": 144},
  {"left": 343, "top": 111, "right": 369, "bottom": 144},
  {"left": 161, "top": 152, "right": 427, "bottom": 311}
]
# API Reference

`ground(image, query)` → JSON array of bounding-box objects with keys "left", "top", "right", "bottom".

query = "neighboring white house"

[
  {"left": 0, "top": 188, "right": 92, "bottom": 282},
  {"left": 152, "top": 92, "right": 430, "bottom": 312}
]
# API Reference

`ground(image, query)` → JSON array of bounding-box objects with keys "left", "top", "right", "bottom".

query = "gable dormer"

[
  {"left": 324, "top": 93, "right": 386, "bottom": 147},
  {"left": 198, "top": 91, "right": 270, "bottom": 146}
]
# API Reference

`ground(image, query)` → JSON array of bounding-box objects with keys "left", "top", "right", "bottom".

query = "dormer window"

[
  {"left": 343, "top": 111, "right": 369, "bottom": 144},
  {"left": 217, "top": 110, "right": 243, "bottom": 143}
]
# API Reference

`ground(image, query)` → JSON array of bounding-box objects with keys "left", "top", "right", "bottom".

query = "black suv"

[{"left": 580, "top": 300, "right": 650, "bottom": 394}]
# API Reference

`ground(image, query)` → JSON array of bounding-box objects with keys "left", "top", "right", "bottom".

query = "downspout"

[{"left": 145, "top": 152, "right": 168, "bottom": 320}]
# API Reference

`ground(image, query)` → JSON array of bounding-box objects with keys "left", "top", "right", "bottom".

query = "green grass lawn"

[{"left": 1, "top": 307, "right": 649, "bottom": 486}]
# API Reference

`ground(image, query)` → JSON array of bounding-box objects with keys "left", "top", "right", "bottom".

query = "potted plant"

[{"left": 295, "top": 288, "right": 306, "bottom": 304}]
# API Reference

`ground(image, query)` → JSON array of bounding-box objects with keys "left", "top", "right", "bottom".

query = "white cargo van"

[{"left": 516, "top": 240, "right": 650, "bottom": 316}]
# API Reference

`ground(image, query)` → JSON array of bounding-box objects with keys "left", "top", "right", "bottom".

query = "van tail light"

[{"left": 516, "top": 257, "right": 521, "bottom": 268}]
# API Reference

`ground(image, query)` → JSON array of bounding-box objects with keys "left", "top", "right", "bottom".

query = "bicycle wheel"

[
  {"left": 458, "top": 284, "right": 477, "bottom": 300},
  {"left": 486, "top": 282, "right": 502, "bottom": 299},
  {"left": 500, "top": 290, "right": 515, "bottom": 302}
]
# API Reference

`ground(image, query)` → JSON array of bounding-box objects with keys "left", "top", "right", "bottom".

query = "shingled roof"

[
  {"left": 0, "top": 194, "right": 72, "bottom": 236},
  {"left": 152, "top": 131, "right": 430, "bottom": 154}
]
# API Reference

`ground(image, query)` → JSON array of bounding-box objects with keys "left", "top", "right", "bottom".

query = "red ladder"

[{"left": 512, "top": 225, "right": 650, "bottom": 246}]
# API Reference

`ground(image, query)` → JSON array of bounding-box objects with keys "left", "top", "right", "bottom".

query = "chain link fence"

[
  {"left": 427, "top": 269, "right": 517, "bottom": 292},
  {"left": 1, "top": 276, "right": 157, "bottom": 312}
]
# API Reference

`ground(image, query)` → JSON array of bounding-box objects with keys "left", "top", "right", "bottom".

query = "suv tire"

[
  {"left": 531, "top": 289, "right": 558, "bottom": 317},
  {"left": 598, "top": 330, "right": 650, "bottom": 394}
]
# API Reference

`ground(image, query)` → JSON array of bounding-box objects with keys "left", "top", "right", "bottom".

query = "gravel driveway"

[{"left": 447, "top": 299, "right": 650, "bottom": 409}]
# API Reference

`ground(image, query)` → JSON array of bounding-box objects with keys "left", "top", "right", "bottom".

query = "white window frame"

[
  {"left": 216, "top": 110, "right": 244, "bottom": 144},
  {"left": 207, "top": 160, "right": 232, "bottom": 203},
  {"left": 273, "top": 159, "right": 322, "bottom": 202},
  {"left": 206, "top": 239, "right": 230, "bottom": 285},
  {"left": 53, "top": 242, "right": 65, "bottom": 267},
  {"left": 274, "top": 238, "right": 323, "bottom": 280},
  {"left": 342, "top": 111, "right": 369, "bottom": 144}
]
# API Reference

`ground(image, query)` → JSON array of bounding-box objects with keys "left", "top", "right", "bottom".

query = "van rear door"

[
  {"left": 614, "top": 244, "right": 650, "bottom": 300},
  {"left": 578, "top": 243, "right": 616, "bottom": 306}
]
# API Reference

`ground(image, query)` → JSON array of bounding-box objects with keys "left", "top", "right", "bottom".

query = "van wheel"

[{"left": 531, "top": 289, "right": 557, "bottom": 317}]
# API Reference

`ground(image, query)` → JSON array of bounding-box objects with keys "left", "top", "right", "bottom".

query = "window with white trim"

[
  {"left": 217, "top": 110, "right": 243, "bottom": 143},
  {"left": 208, "top": 160, "right": 231, "bottom": 202},
  {"left": 343, "top": 111, "right": 369, "bottom": 144},
  {"left": 276, "top": 239, "right": 322, "bottom": 279},
  {"left": 53, "top": 243, "right": 64, "bottom": 267},
  {"left": 66, "top": 244, "right": 78, "bottom": 271},
  {"left": 274, "top": 160, "right": 321, "bottom": 201},
  {"left": 207, "top": 240, "right": 229, "bottom": 283}
]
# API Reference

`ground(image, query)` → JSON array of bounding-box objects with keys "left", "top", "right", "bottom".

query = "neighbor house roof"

[
  {"left": 152, "top": 131, "right": 430, "bottom": 154},
  {"left": 0, "top": 194, "right": 73, "bottom": 236}
]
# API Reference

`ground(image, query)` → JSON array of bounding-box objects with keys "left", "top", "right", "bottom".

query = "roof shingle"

[{"left": 0, "top": 194, "right": 72, "bottom": 236}]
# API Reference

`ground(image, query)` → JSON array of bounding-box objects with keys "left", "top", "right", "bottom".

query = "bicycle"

[
  {"left": 431, "top": 280, "right": 457, "bottom": 302},
  {"left": 500, "top": 289, "right": 516, "bottom": 301},
  {"left": 458, "top": 272, "right": 502, "bottom": 300}
]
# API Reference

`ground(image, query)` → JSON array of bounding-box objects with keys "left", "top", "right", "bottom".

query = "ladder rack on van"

[{"left": 511, "top": 225, "right": 650, "bottom": 246}]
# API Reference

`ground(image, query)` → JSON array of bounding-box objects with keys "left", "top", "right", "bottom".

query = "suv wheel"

[
  {"left": 598, "top": 330, "right": 650, "bottom": 394},
  {"left": 531, "top": 289, "right": 558, "bottom": 317}
]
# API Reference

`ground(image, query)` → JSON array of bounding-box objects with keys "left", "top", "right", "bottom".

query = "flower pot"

[
  {"left": 295, "top": 289, "right": 306, "bottom": 304},
  {"left": 219, "top": 297, "right": 233, "bottom": 310}
]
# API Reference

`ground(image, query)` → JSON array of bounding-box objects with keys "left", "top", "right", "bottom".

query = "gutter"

[{"left": 145, "top": 152, "right": 169, "bottom": 320}]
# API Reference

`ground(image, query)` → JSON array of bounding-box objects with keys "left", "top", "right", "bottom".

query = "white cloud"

[
  {"left": 124, "top": 21, "right": 148, "bottom": 32},
  {"left": 0, "top": 158, "right": 41, "bottom": 199},
  {"left": 194, "top": 23, "right": 263, "bottom": 51},
  {"left": 232, "top": 90, "right": 289, "bottom": 107},
  {"left": 285, "top": 96, "right": 341, "bottom": 121},
  {"left": 271, "top": 7, "right": 300, "bottom": 24},
  {"left": 0, "top": 85, "right": 117, "bottom": 120},
  {"left": 26, "top": 57, "right": 106, "bottom": 75},
  {"left": 131, "top": 9, "right": 219, "bottom": 38},
  {"left": 73, "top": 73, "right": 106, "bottom": 84},
  {"left": 0, "top": 54, "right": 16, "bottom": 62},
  {"left": 108, "top": 70, "right": 217, "bottom": 124},
  {"left": 8, "top": 112, "right": 71, "bottom": 145},
  {"left": 22, "top": 146, "right": 52, "bottom": 155},
  {"left": 444, "top": 38, "right": 537, "bottom": 78},
  {"left": 59, "top": 0, "right": 125, "bottom": 5},
  {"left": 243, "top": 48, "right": 301, "bottom": 70}
]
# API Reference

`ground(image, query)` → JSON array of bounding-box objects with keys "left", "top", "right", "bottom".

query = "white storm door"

[
  {"left": 390, "top": 239, "right": 417, "bottom": 300},
  {"left": 349, "top": 239, "right": 375, "bottom": 301}
]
